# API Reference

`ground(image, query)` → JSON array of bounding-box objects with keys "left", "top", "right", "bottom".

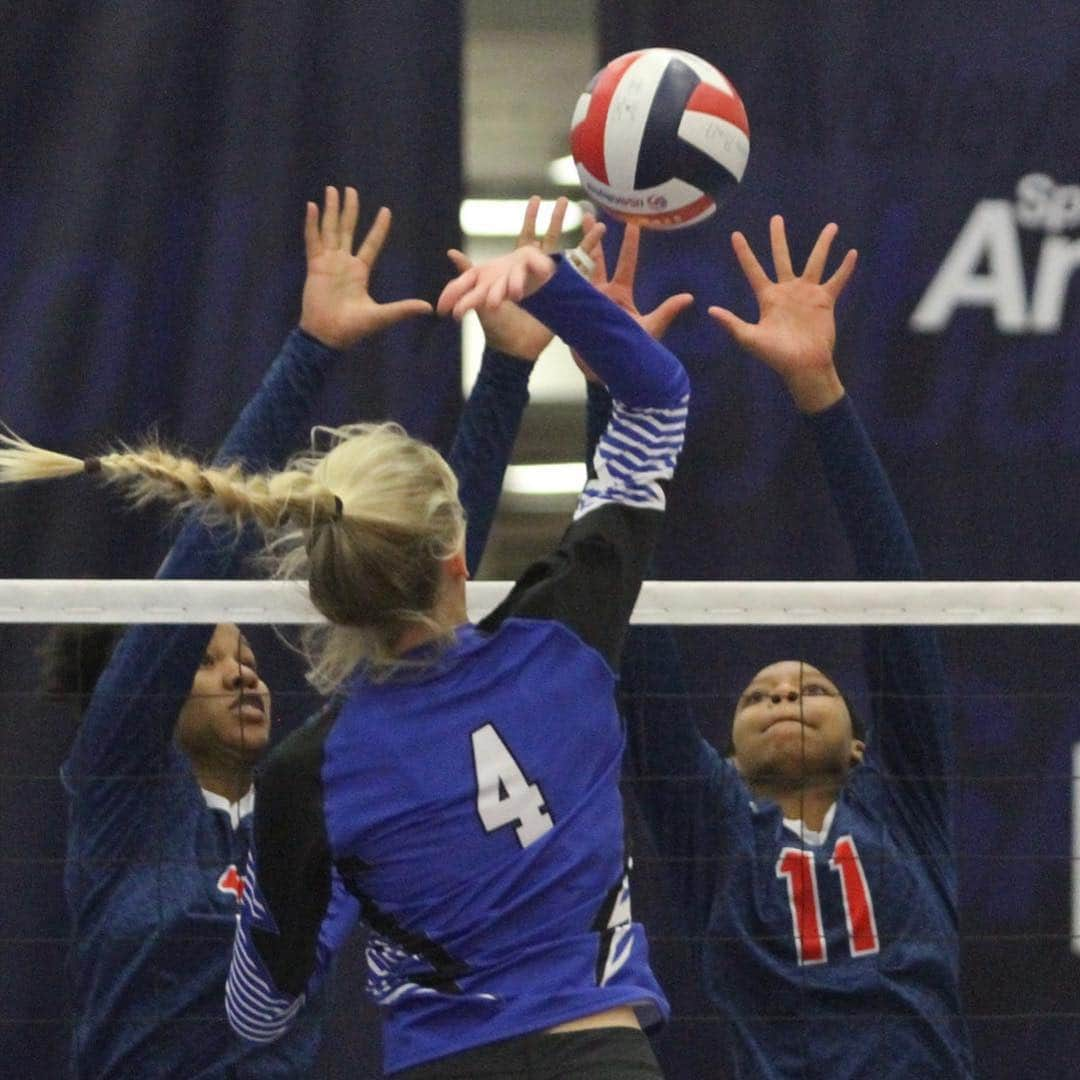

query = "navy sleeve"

[
  {"left": 63, "top": 330, "right": 340, "bottom": 850},
  {"left": 214, "top": 328, "right": 339, "bottom": 472},
  {"left": 480, "top": 257, "right": 689, "bottom": 671},
  {"left": 447, "top": 348, "right": 532, "bottom": 576},
  {"left": 806, "top": 394, "right": 955, "bottom": 861},
  {"left": 620, "top": 627, "right": 745, "bottom": 938}
]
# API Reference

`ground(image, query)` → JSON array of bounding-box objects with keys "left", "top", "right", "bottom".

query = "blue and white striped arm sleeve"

[
  {"left": 575, "top": 394, "right": 689, "bottom": 520},
  {"left": 520, "top": 254, "right": 690, "bottom": 521},
  {"left": 225, "top": 854, "right": 305, "bottom": 1044}
]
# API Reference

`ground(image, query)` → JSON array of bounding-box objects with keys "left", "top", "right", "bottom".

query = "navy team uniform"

[
  {"left": 225, "top": 257, "right": 690, "bottom": 1076},
  {"left": 61, "top": 326, "right": 534, "bottom": 1079},
  {"left": 619, "top": 395, "right": 975, "bottom": 1078}
]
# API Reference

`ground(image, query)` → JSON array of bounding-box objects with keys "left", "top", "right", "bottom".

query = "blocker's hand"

[
  {"left": 571, "top": 213, "right": 694, "bottom": 383},
  {"left": 583, "top": 213, "right": 694, "bottom": 339},
  {"left": 708, "top": 215, "right": 857, "bottom": 413},
  {"left": 299, "top": 186, "right": 433, "bottom": 350}
]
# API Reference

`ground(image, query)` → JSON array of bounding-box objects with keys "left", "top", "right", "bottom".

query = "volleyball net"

[
  {"left": 5, "top": 578, "right": 1080, "bottom": 624},
  {"left": 2, "top": 578, "right": 1078, "bottom": 1075}
]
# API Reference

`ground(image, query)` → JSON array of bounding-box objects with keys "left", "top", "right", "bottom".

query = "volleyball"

[{"left": 570, "top": 48, "right": 750, "bottom": 230}]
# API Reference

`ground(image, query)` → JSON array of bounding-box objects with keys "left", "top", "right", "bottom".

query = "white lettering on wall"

[{"left": 910, "top": 174, "right": 1079, "bottom": 335}]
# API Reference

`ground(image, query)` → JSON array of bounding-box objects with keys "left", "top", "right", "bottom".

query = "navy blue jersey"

[
  {"left": 622, "top": 395, "right": 974, "bottom": 1079},
  {"left": 60, "top": 328, "right": 531, "bottom": 1079},
  {"left": 226, "top": 258, "right": 691, "bottom": 1075},
  {"left": 61, "top": 329, "right": 336, "bottom": 1079}
]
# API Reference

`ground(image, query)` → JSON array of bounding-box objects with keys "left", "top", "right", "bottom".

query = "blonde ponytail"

[
  {"left": 269, "top": 423, "right": 466, "bottom": 691},
  {"left": 0, "top": 428, "right": 340, "bottom": 530},
  {"left": 0, "top": 429, "right": 88, "bottom": 483},
  {"left": 0, "top": 421, "right": 465, "bottom": 692},
  {"left": 95, "top": 444, "right": 340, "bottom": 530}
]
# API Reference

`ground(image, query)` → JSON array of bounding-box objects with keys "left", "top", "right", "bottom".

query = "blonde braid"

[
  {"left": 3, "top": 419, "right": 468, "bottom": 694},
  {"left": 0, "top": 428, "right": 86, "bottom": 483},
  {"left": 99, "top": 444, "right": 342, "bottom": 530},
  {"left": 0, "top": 428, "right": 340, "bottom": 533}
]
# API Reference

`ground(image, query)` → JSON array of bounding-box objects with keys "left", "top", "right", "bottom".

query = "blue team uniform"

[
  {"left": 620, "top": 395, "right": 975, "bottom": 1078},
  {"left": 61, "top": 327, "right": 533, "bottom": 1079},
  {"left": 225, "top": 257, "right": 691, "bottom": 1076}
]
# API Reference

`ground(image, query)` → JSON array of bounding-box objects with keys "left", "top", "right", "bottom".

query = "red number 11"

[{"left": 776, "top": 834, "right": 880, "bottom": 966}]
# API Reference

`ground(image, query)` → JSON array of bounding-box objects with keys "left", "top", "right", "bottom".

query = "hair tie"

[
  {"left": 332, "top": 495, "right": 343, "bottom": 520},
  {"left": 83, "top": 457, "right": 103, "bottom": 475}
]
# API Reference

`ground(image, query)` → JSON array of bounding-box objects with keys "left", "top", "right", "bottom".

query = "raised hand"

[
  {"left": 299, "top": 186, "right": 433, "bottom": 350},
  {"left": 583, "top": 213, "right": 694, "bottom": 339},
  {"left": 572, "top": 213, "right": 695, "bottom": 382},
  {"left": 445, "top": 196, "right": 604, "bottom": 360},
  {"left": 709, "top": 215, "right": 857, "bottom": 413},
  {"left": 438, "top": 244, "right": 560, "bottom": 321}
]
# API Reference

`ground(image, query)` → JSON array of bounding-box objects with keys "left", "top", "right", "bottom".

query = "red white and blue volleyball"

[{"left": 570, "top": 48, "right": 750, "bottom": 230}]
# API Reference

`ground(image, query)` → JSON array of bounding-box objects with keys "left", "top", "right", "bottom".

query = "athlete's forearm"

[{"left": 448, "top": 348, "right": 532, "bottom": 576}]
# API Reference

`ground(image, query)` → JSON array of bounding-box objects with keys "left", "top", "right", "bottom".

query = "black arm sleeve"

[{"left": 478, "top": 502, "right": 662, "bottom": 672}]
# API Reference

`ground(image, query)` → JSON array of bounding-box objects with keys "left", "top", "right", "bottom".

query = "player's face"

[
  {"left": 176, "top": 623, "right": 271, "bottom": 766},
  {"left": 730, "top": 661, "right": 863, "bottom": 786}
]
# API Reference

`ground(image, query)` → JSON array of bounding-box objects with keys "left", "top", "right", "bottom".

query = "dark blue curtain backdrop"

[
  {"left": 598, "top": 3, "right": 1080, "bottom": 1078},
  {"left": 3, "top": 1, "right": 1079, "bottom": 1077},
  {"left": 0, "top": 3, "right": 461, "bottom": 1076}
]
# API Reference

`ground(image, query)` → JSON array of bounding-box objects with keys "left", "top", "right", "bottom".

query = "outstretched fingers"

[
  {"left": 437, "top": 266, "right": 479, "bottom": 316},
  {"left": 371, "top": 298, "right": 434, "bottom": 331},
  {"left": 320, "top": 186, "right": 340, "bottom": 249},
  {"left": 339, "top": 186, "right": 360, "bottom": 252},
  {"left": 611, "top": 223, "right": 641, "bottom": 288},
  {"left": 518, "top": 195, "right": 542, "bottom": 248},
  {"left": 356, "top": 206, "right": 392, "bottom": 268},
  {"left": 439, "top": 248, "right": 553, "bottom": 319},
  {"left": 730, "top": 230, "right": 771, "bottom": 294},
  {"left": 769, "top": 214, "right": 795, "bottom": 280},
  {"left": 824, "top": 247, "right": 859, "bottom": 299},
  {"left": 803, "top": 222, "right": 838, "bottom": 283},
  {"left": 579, "top": 217, "right": 606, "bottom": 261},
  {"left": 582, "top": 212, "right": 609, "bottom": 283},
  {"left": 541, "top": 196, "right": 569, "bottom": 253},
  {"left": 446, "top": 248, "right": 472, "bottom": 273},
  {"left": 647, "top": 292, "right": 695, "bottom": 338},
  {"left": 304, "top": 201, "right": 321, "bottom": 261},
  {"left": 708, "top": 305, "right": 756, "bottom": 350}
]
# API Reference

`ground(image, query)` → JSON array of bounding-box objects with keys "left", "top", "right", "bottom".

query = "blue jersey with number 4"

[{"left": 225, "top": 257, "right": 690, "bottom": 1075}]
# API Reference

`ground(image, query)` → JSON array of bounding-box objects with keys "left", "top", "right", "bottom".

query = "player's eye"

[
  {"left": 200, "top": 654, "right": 215, "bottom": 668},
  {"left": 743, "top": 690, "right": 765, "bottom": 705},
  {"left": 803, "top": 683, "right": 832, "bottom": 696}
]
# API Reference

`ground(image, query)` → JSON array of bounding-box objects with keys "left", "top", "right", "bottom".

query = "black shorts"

[{"left": 391, "top": 1027, "right": 663, "bottom": 1080}]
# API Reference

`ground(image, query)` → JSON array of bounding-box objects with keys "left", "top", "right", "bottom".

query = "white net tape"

[{"left": 2, "top": 579, "right": 1080, "bottom": 624}]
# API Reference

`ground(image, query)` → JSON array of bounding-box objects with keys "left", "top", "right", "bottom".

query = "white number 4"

[{"left": 471, "top": 723, "right": 553, "bottom": 848}]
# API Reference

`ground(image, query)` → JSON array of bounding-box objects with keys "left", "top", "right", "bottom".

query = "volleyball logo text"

[{"left": 910, "top": 173, "right": 1080, "bottom": 334}]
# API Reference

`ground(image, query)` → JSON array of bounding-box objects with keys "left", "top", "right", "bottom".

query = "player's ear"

[{"left": 849, "top": 739, "right": 866, "bottom": 766}]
